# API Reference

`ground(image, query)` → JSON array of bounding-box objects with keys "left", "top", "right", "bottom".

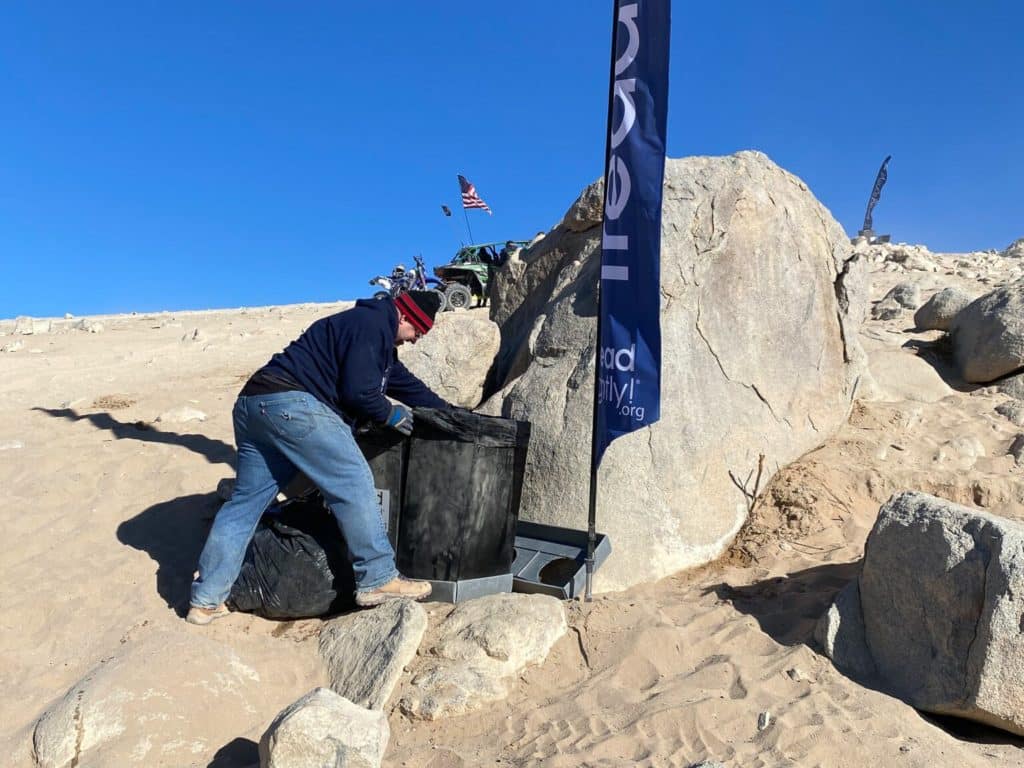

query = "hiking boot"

[
  {"left": 355, "top": 576, "right": 432, "bottom": 607},
  {"left": 186, "top": 603, "right": 231, "bottom": 625}
]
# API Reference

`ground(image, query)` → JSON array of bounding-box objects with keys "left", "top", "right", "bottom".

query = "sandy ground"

[{"left": 2, "top": 252, "right": 1024, "bottom": 767}]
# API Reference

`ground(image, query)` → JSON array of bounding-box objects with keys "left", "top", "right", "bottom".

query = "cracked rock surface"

[
  {"left": 482, "top": 151, "right": 868, "bottom": 590},
  {"left": 30, "top": 629, "right": 299, "bottom": 768},
  {"left": 819, "top": 491, "right": 1024, "bottom": 736}
]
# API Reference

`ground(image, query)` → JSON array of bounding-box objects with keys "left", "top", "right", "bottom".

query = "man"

[
  {"left": 188, "top": 290, "right": 447, "bottom": 625},
  {"left": 497, "top": 240, "right": 518, "bottom": 266}
]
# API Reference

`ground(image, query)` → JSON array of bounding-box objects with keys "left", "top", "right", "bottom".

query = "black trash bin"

[{"left": 357, "top": 407, "right": 530, "bottom": 602}]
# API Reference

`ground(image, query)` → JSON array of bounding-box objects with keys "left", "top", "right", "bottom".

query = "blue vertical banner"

[{"left": 594, "top": 0, "right": 670, "bottom": 466}]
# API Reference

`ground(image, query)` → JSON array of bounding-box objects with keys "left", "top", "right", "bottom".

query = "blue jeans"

[{"left": 190, "top": 391, "right": 398, "bottom": 608}]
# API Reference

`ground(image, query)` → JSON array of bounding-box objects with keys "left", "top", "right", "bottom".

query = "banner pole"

[{"left": 586, "top": 0, "right": 622, "bottom": 603}]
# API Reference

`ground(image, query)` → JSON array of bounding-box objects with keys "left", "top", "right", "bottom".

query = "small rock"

[
  {"left": 995, "top": 401, "right": 1024, "bottom": 426},
  {"left": 14, "top": 316, "right": 51, "bottom": 335},
  {"left": 785, "top": 667, "right": 806, "bottom": 682},
  {"left": 913, "top": 287, "right": 973, "bottom": 331},
  {"left": 757, "top": 711, "right": 772, "bottom": 730},
  {"left": 155, "top": 406, "right": 207, "bottom": 424},
  {"left": 181, "top": 328, "right": 208, "bottom": 343},
  {"left": 881, "top": 282, "right": 920, "bottom": 309},
  {"left": 689, "top": 762, "right": 726, "bottom": 768},
  {"left": 1, "top": 340, "right": 25, "bottom": 352},
  {"left": 399, "top": 593, "right": 566, "bottom": 720},
  {"left": 871, "top": 297, "right": 903, "bottom": 321},
  {"left": 946, "top": 435, "right": 985, "bottom": 459},
  {"left": 1009, "top": 435, "right": 1024, "bottom": 466},
  {"left": 258, "top": 688, "right": 389, "bottom": 768},
  {"left": 73, "top": 319, "right": 104, "bottom": 333},
  {"left": 997, "top": 373, "right": 1024, "bottom": 402}
]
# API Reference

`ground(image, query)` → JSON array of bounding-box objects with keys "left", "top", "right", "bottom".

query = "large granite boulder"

[
  {"left": 952, "top": 278, "right": 1024, "bottom": 383},
  {"left": 913, "top": 286, "right": 973, "bottom": 331},
  {"left": 817, "top": 491, "right": 1024, "bottom": 736},
  {"left": 483, "top": 151, "right": 869, "bottom": 590},
  {"left": 399, "top": 309, "right": 500, "bottom": 408},
  {"left": 259, "top": 688, "right": 388, "bottom": 768},
  {"left": 32, "top": 629, "right": 307, "bottom": 767}
]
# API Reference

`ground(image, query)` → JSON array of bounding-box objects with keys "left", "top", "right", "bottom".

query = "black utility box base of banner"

[
  {"left": 358, "top": 407, "right": 530, "bottom": 604},
  {"left": 429, "top": 573, "right": 514, "bottom": 603},
  {"left": 511, "top": 521, "right": 612, "bottom": 600}
]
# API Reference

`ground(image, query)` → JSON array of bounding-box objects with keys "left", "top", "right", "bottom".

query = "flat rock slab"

[
  {"left": 259, "top": 687, "right": 388, "bottom": 768},
  {"left": 399, "top": 593, "right": 567, "bottom": 720},
  {"left": 155, "top": 406, "right": 207, "bottom": 423},
  {"left": 818, "top": 491, "right": 1024, "bottom": 736},
  {"left": 32, "top": 629, "right": 278, "bottom": 767},
  {"left": 318, "top": 599, "right": 427, "bottom": 709}
]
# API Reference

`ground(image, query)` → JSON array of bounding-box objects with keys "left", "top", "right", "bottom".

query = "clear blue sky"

[{"left": 3, "top": 2, "right": 1022, "bottom": 317}]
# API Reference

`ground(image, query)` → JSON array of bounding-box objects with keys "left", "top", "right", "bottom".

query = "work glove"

[{"left": 385, "top": 404, "right": 414, "bottom": 436}]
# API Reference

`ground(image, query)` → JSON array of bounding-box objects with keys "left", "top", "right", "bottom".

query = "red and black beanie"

[{"left": 395, "top": 290, "right": 442, "bottom": 335}]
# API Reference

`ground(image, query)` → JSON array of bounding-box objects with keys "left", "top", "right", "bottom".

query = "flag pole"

[
  {"left": 441, "top": 205, "right": 464, "bottom": 247},
  {"left": 585, "top": 0, "right": 622, "bottom": 603},
  {"left": 462, "top": 207, "right": 475, "bottom": 244}
]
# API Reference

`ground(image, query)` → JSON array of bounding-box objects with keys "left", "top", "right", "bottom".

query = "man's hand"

[{"left": 385, "top": 404, "right": 414, "bottom": 436}]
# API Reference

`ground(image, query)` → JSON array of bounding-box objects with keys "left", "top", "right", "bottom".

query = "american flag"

[{"left": 458, "top": 174, "right": 492, "bottom": 215}]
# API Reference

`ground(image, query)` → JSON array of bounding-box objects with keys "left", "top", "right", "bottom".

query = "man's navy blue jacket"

[{"left": 260, "top": 297, "right": 448, "bottom": 424}]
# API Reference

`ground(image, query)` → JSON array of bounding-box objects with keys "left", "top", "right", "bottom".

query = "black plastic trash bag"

[{"left": 227, "top": 494, "right": 356, "bottom": 619}]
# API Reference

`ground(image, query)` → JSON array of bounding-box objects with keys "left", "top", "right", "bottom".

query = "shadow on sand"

[
  {"left": 33, "top": 406, "right": 235, "bottom": 465},
  {"left": 900, "top": 335, "right": 980, "bottom": 393},
  {"left": 713, "top": 561, "right": 1023, "bottom": 748},
  {"left": 708, "top": 560, "right": 860, "bottom": 647},
  {"left": 117, "top": 492, "right": 220, "bottom": 616},
  {"left": 208, "top": 737, "right": 259, "bottom": 768}
]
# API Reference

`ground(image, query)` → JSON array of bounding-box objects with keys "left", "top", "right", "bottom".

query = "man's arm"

[
  {"left": 335, "top": 331, "right": 396, "bottom": 423},
  {"left": 386, "top": 357, "right": 450, "bottom": 409}
]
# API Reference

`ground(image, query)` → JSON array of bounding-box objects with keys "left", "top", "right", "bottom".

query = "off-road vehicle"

[{"left": 434, "top": 241, "right": 531, "bottom": 309}]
